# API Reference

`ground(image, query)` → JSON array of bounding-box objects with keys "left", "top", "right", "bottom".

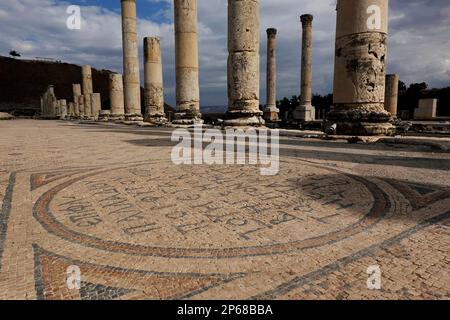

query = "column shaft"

[
  {"left": 82, "top": 65, "right": 93, "bottom": 119},
  {"left": 327, "top": 0, "right": 393, "bottom": 135},
  {"left": 144, "top": 37, "right": 167, "bottom": 123},
  {"left": 385, "top": 74, "right": 399, "bottom": 117},
  {"left": 72, "top": 84, "right": 81, "bottom": 118},
  {"left": 109, "top": 73, "right": 125, "bottom": 120},
  {"left": 173, "top": 0, "right": 202, "bottom": 124},
  {"left": 294, "top": 14, "right": 315, "bottom": 122},
  {"left": 263, "top": 28, "right": 279, "bottom": 122},
  {"left": 121, "top": 0, "right": 143, "bottom": 121},
  {"left": 225, "top": 0, "right": 263, "bottom": 126}
]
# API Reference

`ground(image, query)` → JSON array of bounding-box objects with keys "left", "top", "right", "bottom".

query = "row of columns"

[{"left": 45, "top": 0, "right": 400, "bottom": 135}]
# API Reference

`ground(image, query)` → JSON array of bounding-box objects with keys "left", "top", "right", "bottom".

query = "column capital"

[
  {"left": 300, "top": 14, "right": 314, "bottom": 25},
  {"left": 266, "top": 28, "right": 277, "bottom": 37}
]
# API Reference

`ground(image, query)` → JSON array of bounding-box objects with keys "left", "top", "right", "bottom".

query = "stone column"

[
  {"left": 294, "top": 14, "right": 315, "bottom": 122},
  {"left": 173, "top": 0, "right": 202, "bottom": 125},
  {"left": 385, "top": 74, "right": 399, "bottom": 118},
  {"left": 109, "top": 73, "right": 125, "bottom": 120},
  {"left": 82, "top": 65, "right": 93, "bottom": 119},
  {"left": 144, "top": 37, "right": 167, "bottom": 124},
  {"left": 225, "top": 0, "right": 263, "bottom": 126},
  {"left": 68, "top": 102, "right": 74, "bottom": 118},
  {"left": 263, "top": 28, "right": 279, "bottom": 122},
  {"left": 121, "top": 0, "right": 143, "bottom": 121},
  {"left": 90, "top": 93, "right": 101, "bottom": 119},
  {"left": 326, "top": 0, "right": 393, "bottom": 135},
  {"left": 72, "top": 84, "right": 82, "bottom": 118},
  {"left": 59, "top": 100, "right": 68, "bottom": 119},
  {"left": 78, "top": 95, "right": 85, "bottom": 118}
]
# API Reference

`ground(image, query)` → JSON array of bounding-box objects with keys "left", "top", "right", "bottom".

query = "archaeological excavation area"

[{"left": 0, "top": 0, "right": 449, "bottom": 301}]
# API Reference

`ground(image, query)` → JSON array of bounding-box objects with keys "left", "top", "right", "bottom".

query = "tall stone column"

[
  {"left": 173, "top": 0, "right": 202, "bottom": 125},
  {"left": 121, "top": 0, "right": 143, "bottom": 122},
  {"left": 326, "top": 0, "right": 393, "bottom": 135},
  {"left": 263, "top": 28, "right": 279, "bottom": 122},
  {"left": 109, "top": 73, "right": 125, "bottom": 120},
  {"left": 385, "top": 74, "right": 399, "bottom": 118},
  {"left": 144, "top": 37, "right": 167, "bottom": 124},
  {"left": 82, "top": 65, "right": 93, "bottom": 119},
  {"left": 72, "top": 84, "right": 81, "bottom": 118},
  {"left": 90, "top": 93, "right": 101, "bottom": 119},
  {"left": 225, "top": 0, "right": 263, "bottom": 126},
  {"left": 294, "top": 14, "right": 315, "bottom": 122}
]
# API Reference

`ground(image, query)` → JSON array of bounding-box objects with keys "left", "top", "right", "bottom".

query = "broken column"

[
  {"left": 385, "top": 74, "right": 399, "bottom": 118},
  {"left": 90, "top": 93, "right": 101, "bottom": 119},
  {"left": 144, "top": 37, "right": 167, "bottom": 124},
  {"left": 121, "top": 0, "right": 143, "bottom": 122},
  {"left": 326, "top": 0, "right": 393, "bottom": 135},
  {"left": 173, "top": 0, "right": 202, "bottom": 125},
  {"left": 225, "top": 0, "right": 263, "bottom": 126},
  {"left": 68, "top": 102, "right": 74, "bottom": 118},
  {"left": 109, "top": 73, "right": 125, "bottom": 120},
  {"left": 82, "top": 65, "right": 93, "bottom": 119},
  {"left": 294, "top": 14, "right": 315, "bottom": 122},
  {"left": 72, "top": 84, "right": 82, "bottom": 118},
  {"left": 78, "top": 95, "right": 85, "bottom": 118},
  {"left": 59, "top": 99, "right": 68, "bottom": 119},
  {"left": 263, "top": 28, "right": 279, "bottom": 122}
]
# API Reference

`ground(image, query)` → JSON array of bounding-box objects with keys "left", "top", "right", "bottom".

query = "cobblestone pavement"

[{"left": 0, "top": 120, "right": 449, "bottom": 300}]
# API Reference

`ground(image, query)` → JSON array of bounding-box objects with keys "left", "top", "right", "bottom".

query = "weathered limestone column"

[
  {"left": 72, "top": 84, "right": 82, "bottom": 118},
  {"left": 109, "top": 73, "right": 125, "bottom": 120},
  {"left": 263, "top": 28, "right": 279, "bottom": 122},
  {"left": 82, "top": 65, "right": 93, "bottom": 119},
  {"left": 121, "top": 0, "right": 143, "bottom": 121},
  {"left": 326, "top": 0, "right": 393, "bottom": 135},
  {"left": 225, "top": 0, "right": 263, "bottom": 126},
  {"left": 78, "top": 95, "right": 85, "bottom": 118},
  {"left": 385, "top": 74, "right": 399, "bottom": 118},
  {"left": 59, "top": 99, "right": 68, "bottom": 119},
  {"left": 173, "top": 0, "right": 202, "bottom": 125},
  {"left": 90, "top": 93, "right": 101, "bottom": 119},
  {"left": 49, "top": 86, "right": 57, "bottom": 117},
  {"left": 68, "top": 102, "right": 74, "bottom": 118},
  {"left": 294, "top": 14, "right": 315, "bottom": 122},
  {"left": 144, "top": 37, "right": 167, "bottom": 124}
]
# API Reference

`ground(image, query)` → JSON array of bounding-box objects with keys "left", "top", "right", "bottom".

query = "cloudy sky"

[{"left": 0, "top": 0, "right": 449, "bottom": 106}]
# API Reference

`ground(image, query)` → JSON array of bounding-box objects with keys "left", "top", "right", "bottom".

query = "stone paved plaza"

[{"left": 0, "top": 119, "right": 449, "bottom": 300}]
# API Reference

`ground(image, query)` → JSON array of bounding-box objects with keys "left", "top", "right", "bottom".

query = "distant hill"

[
  {"left": 201, "top": 105, "right": 227, "bottom": 114},
  {"left": 0, "top": 56, "right": 174, "bottom": 116}
]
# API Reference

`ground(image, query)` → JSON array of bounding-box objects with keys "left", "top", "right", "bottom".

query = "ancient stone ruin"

[
  {"left": 294, "top": 14, "right": 316, "bottom": 122},
  {"left": 263, "top": 28, "right": 279, "bottom": 123},
  {"left": 326, "top": 0, "right": 394, "bottom": 135},
  {"left": 35, "top": 0, "right": 422, "bottom": 137}
]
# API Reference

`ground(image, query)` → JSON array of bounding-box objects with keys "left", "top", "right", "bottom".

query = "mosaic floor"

[{"left": 0, "top": 120, "right": 449, "bottom": 300}]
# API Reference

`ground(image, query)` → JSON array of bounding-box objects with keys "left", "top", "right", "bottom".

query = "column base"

[
  {"left": 293, "top": 104, "right": 316, "bottom": 122},
  {"left": 124, "top": 113, "right": 144, "bottom": 122},
  {"left": 108, "top": 114, "right": 125, "bottom": 121},
  {"left": 325, "top": 104, "right": 395, "bottom": 136},
  {"left": 97, "top": 110, "right": 111, "bottom": 122},
  {"left": 263, "top": 106, "right": 280, "bottom": 122},
  {"left": 144, "top": 114, "right": 168, "bottom": 125},
  {"left": 172, "top": 111, "right": 203, "bottom": 126},
  {"left": 223, "top": 110, "right": 265, "bottom": 127}
]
